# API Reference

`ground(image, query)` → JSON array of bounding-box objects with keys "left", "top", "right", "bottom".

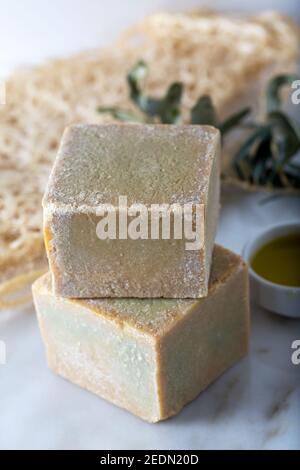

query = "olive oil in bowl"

[
  {"left": 251, "top": 232, "right": 300, "bottom": 287},
  {"left": 243, "top": 223, "right": 300, "bottom": 317}
]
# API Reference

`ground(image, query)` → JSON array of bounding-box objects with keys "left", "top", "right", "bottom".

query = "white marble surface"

[
  {"left": 0, "top": 0, "right": 300, "bottom": 450},
  {"left": 1, "top": 189, "right": 299, "bottom": 450}
]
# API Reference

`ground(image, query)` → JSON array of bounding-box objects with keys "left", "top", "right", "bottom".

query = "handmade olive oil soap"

[
  {"left": 33, "top": 245, "right": 249, "bottom": 423},
  {"left": 43, "top": 124, "right": 220, "bottom": 298}
]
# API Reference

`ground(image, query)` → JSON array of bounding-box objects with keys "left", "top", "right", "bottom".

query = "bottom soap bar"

[{"left": 32, "top": 245, "right": 249, "bottom": 423}]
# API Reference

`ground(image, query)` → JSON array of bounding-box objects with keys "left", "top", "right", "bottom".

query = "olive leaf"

[
  {"left": 251, "top": 135, "right": 272, "bottom": 185},
  {"left": 233, "top": 126, "right": 271, "bottom": 181},
  {"left": 98, "top": 60, "right": 250, "bottom": 130},
  {"left": 266, "top": 74, "right": 299, "bottom": 113},
  {"left": 269, "top": 138, "right": 288, "bottom": 184},
  {"left": 191, "top": 96, "right": 218, "bottom": 126},
  {"left": 219, "top": 108, "right": 251, "bottom": 135},
  {"left": 127, "top": 60, "right": 149, "bottom": 112},
  {"left": 156, "top": 82, "right": 183, "bottom": 124},
  {"left": 191, "top": 97, "right": 250, "bottom": 134},
  {"left": 268, "top": 111, "right": 300, "bottom": 158},
  {"left": 127, "top": 60, "right": 183, "bottom": 123},
  {"left": 232, "top": 73, "right": 300, "bottom": 189},
  {"left": 97, "top": 107, "right": 146, "bottom": 122}
]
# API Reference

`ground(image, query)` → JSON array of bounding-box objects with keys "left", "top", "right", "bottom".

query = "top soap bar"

[{"left": 43, "top": 124, "right": 220, "bottom": 299}]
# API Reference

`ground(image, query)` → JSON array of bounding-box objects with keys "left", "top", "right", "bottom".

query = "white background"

[
  {"left": 0, "top": 0, "right": 300, "bottom": 450},
  {"left": 1, "top": 0, "right": 300, "bottom": 73}
]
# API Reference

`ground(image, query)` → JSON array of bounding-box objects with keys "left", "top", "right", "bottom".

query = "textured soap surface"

[
  {"left": 33, "top": 245, "right": 250, "bottom": 423},
  {"left": 43, "top": 124, "right": 220, "bottom": 298}
]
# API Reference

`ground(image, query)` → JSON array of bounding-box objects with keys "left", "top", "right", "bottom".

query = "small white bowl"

[{"left": 243, "top": 222, "right": 300, "bottom": 319}]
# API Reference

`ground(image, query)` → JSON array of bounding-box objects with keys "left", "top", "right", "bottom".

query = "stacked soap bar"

[
  {"left": 33, "top": 245, "right": 249, "bottom": 423},
  {"left": 43, "top": 124, "right": 220, "bottom": 299},
  {"left": 33, "top": 123, "right": 249, "bottom": 423}
]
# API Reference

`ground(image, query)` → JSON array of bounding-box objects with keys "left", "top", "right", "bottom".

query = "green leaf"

[
  {"left": 268, "top": 138, "right": 288, "bottom": 185},
  {"left": 191, "top": 95, "right": 218, "bottom": 126},
  {"left": 158, "top": 82, "right": 183, "bottom": 124},
  {"left": 236, "top": 109, "right": 300, "bottom": 188},
  {"left": 268, "top": 110, "right": 300, "bottom": 159},
  {"left": 266, "top": 74, "right": 299, "bottom": 113},
  {"left": 97, "top": 107, "right": 146, "bottom": 122},
  {"left": 234, "top": 159, "right": 246, "bottom": 181},
  {"left": 234, "top": 126, "right": 271, "bottom": 165},
  {"left": 127, "top": 60, "right": 148, "bottom": 112},
  {"left": 127, "top": 61, "right": 183, "bottom": 123},
  {"left": 134, "top": 82, "right": 183, "bottom": 123},
  {"left": 219, "top": 107, "right": 251, "bottom": 135},
  {"left": 251, "top": 136, "right": 272, "bottom": 185},
  {"left": 233, "top": 126, "right": 271, "bottom": 182}
]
